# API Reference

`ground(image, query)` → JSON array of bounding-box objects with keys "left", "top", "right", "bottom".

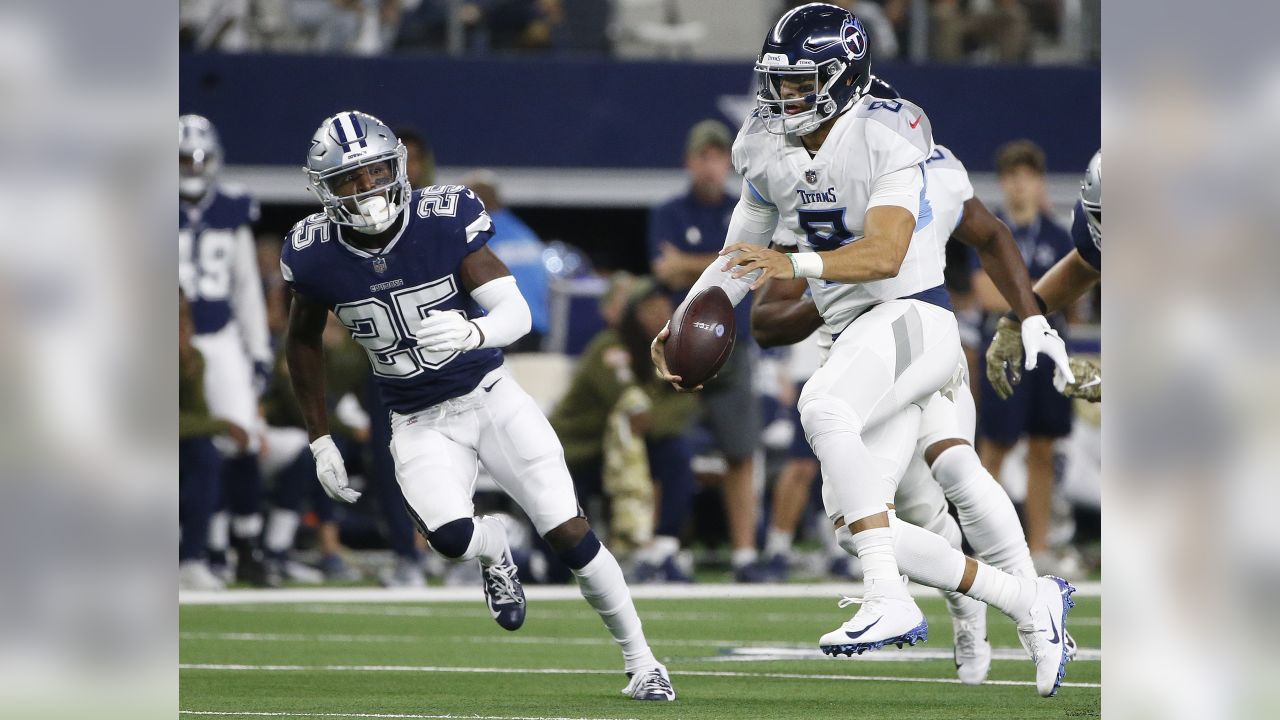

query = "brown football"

[{"left": 666, "top": 286, "right": 736, "bottom": 390}]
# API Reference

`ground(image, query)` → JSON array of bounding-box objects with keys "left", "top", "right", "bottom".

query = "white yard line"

[
  {"left": 180, "top": 711, "right": 638, "bottom": 720},
  {"left": 178, "top": 632, "right": 1101, "bottom": 661},
  {"left": 178, "top": 663, "right": 1101, "bottom": 689},
  {"left": 180, "top": 582, "right": 1100, "bottom": 606},
  {"left": 207, "top": 603, "right": 1101, "bottom": 626}
]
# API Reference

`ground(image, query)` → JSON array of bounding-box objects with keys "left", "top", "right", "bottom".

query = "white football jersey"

[
  {"left": 734, "top": 95, "right": 946, "bottom": 332},
  {"left": 920, "top": 144, "right": 975, "bottom": 268}
]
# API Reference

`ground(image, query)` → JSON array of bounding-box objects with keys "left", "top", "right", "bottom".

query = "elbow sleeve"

[{"left": 469, "top": 276, "right": 532, "bottom": 349}]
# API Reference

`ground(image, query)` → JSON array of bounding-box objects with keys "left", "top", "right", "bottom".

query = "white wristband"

[{"left": 787, "top": 252, "right": 824, "bottom": 279}]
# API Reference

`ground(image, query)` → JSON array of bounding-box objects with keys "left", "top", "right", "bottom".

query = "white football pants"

[
  {"left": 191, "top": 323, "right": 262, "bottom": 455},
  {"left": 389, "top": 364, "right": 581, "bottom": 536},
  {"left": 801, "top": 299, "right": 962, "bottom": 524}
]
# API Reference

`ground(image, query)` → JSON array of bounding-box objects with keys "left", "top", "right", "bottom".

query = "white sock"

[
  {"left": 968, "top": 562, "right": 1037, "bottom": 623},
  {"left": 573, "top": 545, "right": 656, "bottom": 673},
  {"left": 844, "top": 514, "right": 1034, "bottom": 621},
  {"left": 850, "top": 525, "right": 906, "bottom": 596},
  {"left": 649, "top": 535, "right": 679, "bottom": 562},
  {"left": 886, "top": 515, "right": 965, "bottom": 592},
  {"left": 764, "top": 528, "right": 794, "bottom": 558},
  {"left": 919, "top": 506, "right": 986, "bottom": 621},
  {"left": 466, "top": 517, "right": 507, "bottom": 566},
  {"left": 207, "top": 511, "right": 229, "bottom": 551},
  {"left": 931, "top": 445, "right": 1037, "bottom": 578},
  {"left": 731, "top": 547, "right": 758, "bottom": 569},
  {"left": 232, "top": 513, "right": 263, "bottom": 539},
  {"left": 264, "top": 509, "right": 300, "bottom": 553}
]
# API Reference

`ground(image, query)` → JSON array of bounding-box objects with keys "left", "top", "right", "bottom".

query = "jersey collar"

[{"left": 335, "top": 205, "right": 411, "bottom": 259}]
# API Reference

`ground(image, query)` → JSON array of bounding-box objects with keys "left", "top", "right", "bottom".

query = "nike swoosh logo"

[
  {"left": 1079, "top": 376, "right": 1102, "bottom": 388},
  {"left": 844, "top": 617, "right": 881, "bottom": 639},
  {"left": 1043, "top": 608, "right": 1060, "bottom": 644},
  {"left": 483, "top": 378, "right": 502, "bottom": 392},
  {"left": 909, "top": 116, "right": 922, "bottom": 129}
]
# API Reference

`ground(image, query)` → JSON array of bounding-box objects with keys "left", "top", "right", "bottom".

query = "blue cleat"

[
  {"left": 818, "top": 578, "right": 929, "bottom": 656},
  {"left": 1016, "top": 575, "right": 1076, "bottom": 697},
  {"left": 622, "top": 664, "right": 676, "bottom": 701},
  {"left": 479, "top": 517, "right": 526, "bottom": 631}
]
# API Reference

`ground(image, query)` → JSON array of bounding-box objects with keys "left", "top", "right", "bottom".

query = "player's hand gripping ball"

[{"left": 656, "top": 287, "right": 736, "bottom": 391}]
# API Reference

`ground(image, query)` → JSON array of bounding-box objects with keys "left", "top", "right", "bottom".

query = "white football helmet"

[
  {"left": 1080, "top": 150, "right": 1101, "bottom": 248},
  {"left": 304, "top": 110, "right": 409, "bottom": 234}
]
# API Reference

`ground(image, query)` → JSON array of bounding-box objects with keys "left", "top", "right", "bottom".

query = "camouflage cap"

[{"left": 685, "top": 119, "right": 733, "bottom": 156}]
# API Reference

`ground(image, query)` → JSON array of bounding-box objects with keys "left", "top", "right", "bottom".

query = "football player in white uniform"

[
  {"left": 651, "top": 4, "right": 1076, "bottom": 696},
  {"left": 754, "top": 76, "right": 1081, "bottom": 685},
  {"left": 179, "top": 114, "right": 276, "bottom": 585}
]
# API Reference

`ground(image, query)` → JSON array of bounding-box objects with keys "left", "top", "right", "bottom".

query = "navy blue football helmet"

[
  {"left": 755, "top": 3, "right": 872, "bottom": 136},
  {"left": 866, "top": 74, "right": 900, "bottom": 100}
]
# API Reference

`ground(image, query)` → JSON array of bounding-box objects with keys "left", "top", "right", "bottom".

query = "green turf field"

[{"left": 180, "top": 593, "right": 1100, "bottom": 719}]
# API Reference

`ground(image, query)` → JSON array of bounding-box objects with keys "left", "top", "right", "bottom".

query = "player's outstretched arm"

[
  {"left": 956, "top": 196, "right": 1076, "bottom": 392},
  {"left": 285, "top": 291, "right": 331, "bottom": 441},
  {"left": 750, "top": 275, "right": 822, "bottom": 348},
  {"left": 952, "top": 197, "right": 1041, "bottom": 321},
  {"left": 1033, "top": 249, "right": 1100, "bottom": 315},
  {"left": 286, "top": 290, "right": 361, "bottom": 504}
]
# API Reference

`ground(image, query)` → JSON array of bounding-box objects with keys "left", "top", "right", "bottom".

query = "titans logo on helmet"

[{"left": 841, "top": 17, "right": 867, "bottom": 60}]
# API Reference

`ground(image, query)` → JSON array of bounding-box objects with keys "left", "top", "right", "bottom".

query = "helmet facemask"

[
  {"left": 178, "top": 114, "right": 222, "bottom": 201},
  {"left": 308, "top": 144, "right": 410, "bottom": 234},
  {"left": 179, "top": 147, "right": 221, "bottom": 200},
  {"left": 756, "top": 56, "right": 865, "bottom": 137}
]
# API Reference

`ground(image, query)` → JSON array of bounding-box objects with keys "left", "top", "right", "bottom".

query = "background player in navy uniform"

[
  {"left": 989, "top": 150, "right": 1103, "bottom": 403},
  {"left": 178, "top": 114, "right": 277, "bottom": 586},
  {"left": 281, "top": 111, "right": 675, "bottom": 701},
  {"left": 970, "top": 140, "right": 1075, "bottom": 570}
]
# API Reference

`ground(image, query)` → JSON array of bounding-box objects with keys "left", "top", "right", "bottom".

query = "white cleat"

[
  {"left": 1016, "top": 575, "right": 1077, "bottom": 697},
  {"left": 952, "top": 612, "right": 992, "bottom": 685},
  {"left": 819, "top": 578, "right": 928, "bottom": 656},
  {"left": 622, "top": 664, "right": 676, "bottom": 701},
  {"left": 178, "top": 560, "right": 226, "bottom": 591}
]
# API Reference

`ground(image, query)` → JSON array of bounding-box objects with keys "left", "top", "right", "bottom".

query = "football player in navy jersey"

[
  {"left": 987, "top": 151, "right": 1101, "bottom": 402},
  {"left": 281, "top": 111, "right": 675, "bottom": 702},
  {"left": 178, "top": 114, "right": 276, "bottom": 586}
]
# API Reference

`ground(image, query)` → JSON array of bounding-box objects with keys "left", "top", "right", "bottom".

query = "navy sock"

[{"left": 557, "top": 529, "right": 603, "bottom": 570}]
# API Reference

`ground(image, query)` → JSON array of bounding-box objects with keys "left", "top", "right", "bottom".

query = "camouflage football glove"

[
  {"left": 1055, "top": 357, "right": 1101, "bottom": 403},
  {"left": 986, "top": 316, "right": 1024, "bottom": 400}
]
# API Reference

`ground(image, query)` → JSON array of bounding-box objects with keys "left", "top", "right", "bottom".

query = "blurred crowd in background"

[
  {"left": 179, "top": 0, "right": 1100, "bottom": 64},
  {"left": 179, "top": 106, "right": 1101, "bottom": 590}
]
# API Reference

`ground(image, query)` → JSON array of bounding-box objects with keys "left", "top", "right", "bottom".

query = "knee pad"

[
  {"left": 798, "top": 392, "right": 865, "bottom": 445},
  {"left": 426, "top": 518, "right": 474, "bottom": 559}
]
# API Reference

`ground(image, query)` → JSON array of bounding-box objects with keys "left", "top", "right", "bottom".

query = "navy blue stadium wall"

[{"left": 181, "top": 53, "right": 1099, "bottom": 173}]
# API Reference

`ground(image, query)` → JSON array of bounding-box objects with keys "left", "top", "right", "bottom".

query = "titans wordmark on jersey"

[
  {"left": 733, "top": 94, "right": 946, "bottom": 331},
  {"left": 179, "top": 188, "right": 260, "bottom": 334},
  {"left": 281, "top": 186, "right": 503, "bottom": 413}
]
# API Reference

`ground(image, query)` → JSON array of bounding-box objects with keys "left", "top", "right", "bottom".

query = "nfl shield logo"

[
  {"left": 805, "top": 169, "right": 818, "bottom": 185},
  {"left": 372, "top": 256, "right": 387, "bottom": 274}
]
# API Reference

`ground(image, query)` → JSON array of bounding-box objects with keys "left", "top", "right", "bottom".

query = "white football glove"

[
  {"left": 1020, "top": 314, "right": 1075, "bottom": 384},
  {"left": 310, "top": 435, "right": 360, "bottom": 504},
  {"left": 415, "top": 309, "right": 482, "bottom": 353}
]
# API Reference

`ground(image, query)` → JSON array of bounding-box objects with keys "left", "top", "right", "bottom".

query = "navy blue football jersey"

[
  {"left": 179, "top": 187, "right": 260, "bottom": 334},
  {"left": 280, "top": 185, "right": 504, "bottom": 414},
  {"left": 1071, "top": 199, "right": 1102, "bottom": 272}
]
